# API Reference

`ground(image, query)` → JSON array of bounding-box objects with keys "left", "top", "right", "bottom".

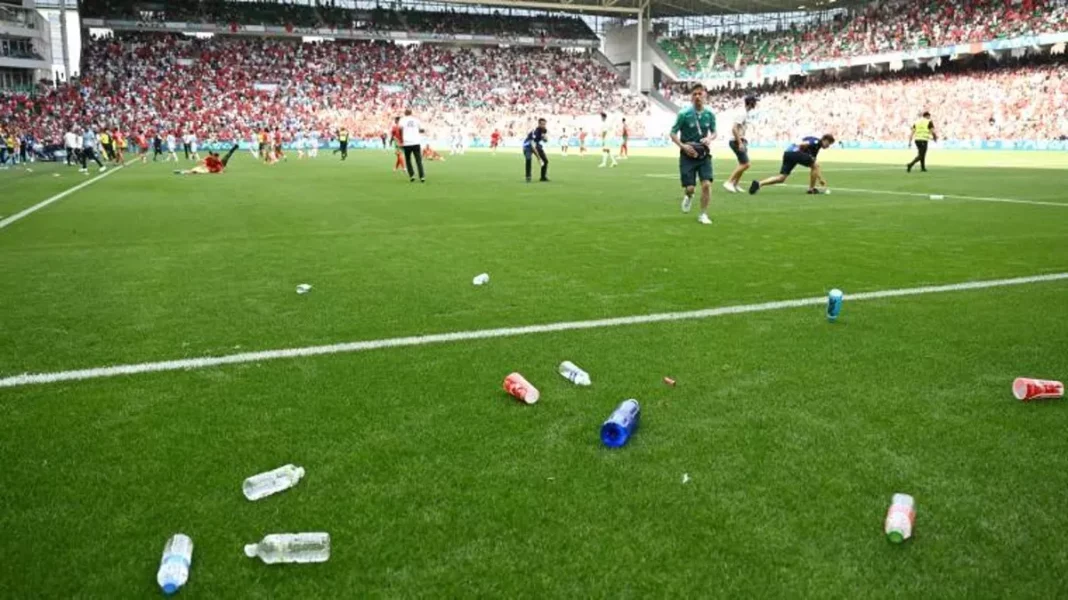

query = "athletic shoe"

[
  {"left": 748, "top": 181, "right": 760, "bottom": 195},
  {"left": 723, "top": 181, "right": 738, "bottom": 193},
  {"left": 806, "top": 188, "right": 821, "bottom": 195},
  {"left": 906, "top": 163, "right": 913, "bottom": 173},
  {"left": 681, "top": 195, "right": 693, "bottom": 213},
  {"left": 525, "top": 177, "right": 531, "bottom": 183},
  {"left": 99, "top": 166, "right": 107, "bottom": 172},
  {"left": 539, "top": 177, "right": 550, "bottom": 182},
  {"left": 698, "top": 213, "right": 713, "bottom": 225}
]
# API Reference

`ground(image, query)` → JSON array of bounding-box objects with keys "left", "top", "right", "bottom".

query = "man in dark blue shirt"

[
  {"left": 523, "top": 118, "right": 549, "bottom": 182},
  {"left": 749, "top": 134, "right": 835, "bottom": 195}
]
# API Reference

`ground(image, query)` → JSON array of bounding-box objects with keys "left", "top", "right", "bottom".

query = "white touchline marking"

[
  {"left": 781, "top": 184, "right": 1068, "bottom": 207},
  {"left": 645, "top": 174, "right": 1066, "bottom": 207},
  {"left": 2, "top": 272, "right": 1066, "bottom": 389},
  {"left": 0, "top": 166, "right": 124, "bottom": 230}
]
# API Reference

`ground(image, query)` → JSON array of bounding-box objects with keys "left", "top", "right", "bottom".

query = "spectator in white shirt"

[{"left": 400, "top": 109, "right": 426, "bottom": 183}]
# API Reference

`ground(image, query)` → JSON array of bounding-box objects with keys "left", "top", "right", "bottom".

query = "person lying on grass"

[{"left": 173, "top": 145, "right": 239, "bottom": 175}]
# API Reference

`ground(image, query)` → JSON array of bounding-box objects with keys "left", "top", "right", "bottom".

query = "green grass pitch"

[{"left": 2, "top": 148, "right": 1068, "bottom": 598}]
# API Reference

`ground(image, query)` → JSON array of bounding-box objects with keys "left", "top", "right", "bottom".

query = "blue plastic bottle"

[
  {"left": 601, "top": 399, "right": 641, "bottom": 448},
  {"left": 827, "top": 288, "right": 843, "bottom": 322}
]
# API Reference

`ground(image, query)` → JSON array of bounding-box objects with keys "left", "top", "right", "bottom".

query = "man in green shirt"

[{"left": 670, "top": 83, "right": 717, "bottom": 225}]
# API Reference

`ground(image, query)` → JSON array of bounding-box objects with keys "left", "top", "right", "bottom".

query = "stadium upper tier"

[
  {"left": 660, "top": 0, "right": 1068, "bottom": 78},
  {"left": 80, "top": 0, "right": 598, "bottom": 40},
  {"left": 660, "top": 52, "right": 1068, "bottom": 142},
  {"left": 0, "top": 33, "right": 648, "bottom": 144}
]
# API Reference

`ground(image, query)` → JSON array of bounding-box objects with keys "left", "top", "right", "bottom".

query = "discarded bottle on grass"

[
  {"left": 558, "top": 361, "right": 591, "bottom": 386},
  {"left": 601, "top": 399, "right": 641, "bottom": 448},
  {"left": 503, "top": 372, "right": 540, "bottom": 404},
  {"left": 472, "top": 273, "right": 490, "bottom": 286},
  {"left": 827, "top": 288, "right": 844, "bottom": 322},
  {"left": 245, "top": 532, "right": 331, "bottom": 564},
  {"left": 243, "top": 464, "right": 306, "bottom": 501},
  {"left": 1012, "top": 377, "right": 1065, "bottom": 401},
  {"left": 157, "top": 533, "right": 193, "bottom": 596},
  {"left": 884, "top": 493, "right": 915, "bottom": 544}
]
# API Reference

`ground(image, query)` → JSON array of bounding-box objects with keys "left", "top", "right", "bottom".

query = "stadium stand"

[
  {"left": 0, "top": 32, "right": 647, "bottom": 146},
  {"left": 80, "top": 0, "right": 598, "bottom": 40},
  {"left": 661, "top": 52, "right": 1068, "bottom": 142},
  {"left": 659, "top": 0, "right": 1068, "bottom": 77}
]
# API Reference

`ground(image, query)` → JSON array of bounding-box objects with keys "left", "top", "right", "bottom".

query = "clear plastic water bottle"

[
  {"left": 157, "top": 533, "right": 193, "bottom": 596},
  {"left": 242, "top": 464, "right": 305, "bottom": 501},
  {"left": 827, "top": 288, "right": 843, "bottom": 322},
  {"left": 558, "top": 361, "right": 591, "bottom": 386},
  {"left": 601, "top": 399, "right": 641, "bottom": 448},
  {"left": 244, "top": 532, "right": 331, "bottom": 564},
  {"left": 884, "top": 493, "right": 915, "bottom": 543}
]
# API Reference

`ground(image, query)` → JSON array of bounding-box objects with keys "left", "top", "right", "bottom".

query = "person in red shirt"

[
  {"left": 273, "top": 129, "right": 286, "bottom": 162},
  {"left": 422, "top": 144, "right": 445, "bottom": 161},
  {"left": 173, "top": 144, "right": 238, "bottom": 175},
  {"left": 135, "top": 132, "right": 149, "bottom": 163},
  {"left": 489, "top": 129, "right": 501, "bottom": 154},
  {"left": 113, "top": 130, "right": 127, "bottom": 165},
  {"left": 390, "top": 117, "right": 404, "bottom": 172},
  {"left": 579, "top": 128, "right": 588, "bottom": 155}
]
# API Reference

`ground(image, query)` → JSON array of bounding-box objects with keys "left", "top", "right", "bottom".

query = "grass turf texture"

[{"left": 2, "top": 150, "right": 1068, "bottom": 597}]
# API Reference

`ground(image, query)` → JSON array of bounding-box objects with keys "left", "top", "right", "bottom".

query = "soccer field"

[{"left": 2, "top": 150, "right": 1068, "bottom": 598}]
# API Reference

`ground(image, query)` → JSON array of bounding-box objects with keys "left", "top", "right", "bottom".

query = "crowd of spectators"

[
  {"left": 80, "top": 0, "right": 597, "bottom": 40},
  {"left": 0, "top": 33, "right": 647, "bottom": 146},
  {"left": 660, "top": 0, "right": 1068, "bottom": 77},
  {"left": 660, "top": 52, "right": 1068, "bottom": 142}
]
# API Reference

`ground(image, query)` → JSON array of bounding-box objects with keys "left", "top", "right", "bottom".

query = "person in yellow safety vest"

[
  {"left": 907, "top": 111, "right": 938, "bottom": 173},
  {"left": 334, "top": 127, "right": 350, "bottom": 161}
]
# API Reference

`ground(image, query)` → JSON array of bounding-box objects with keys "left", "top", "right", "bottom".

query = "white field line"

[
  {"left": 0, "top": 166, "right": 124, "bottom": 230},
  {"left": 644, "top": 173, "right": 1067, "bottom": 208},
  {"left": 781, "top": 184, "right": 1068, "bottom": 208},
  {"left": 2, "top": 272, "right": 1066, "bottom": 389}
]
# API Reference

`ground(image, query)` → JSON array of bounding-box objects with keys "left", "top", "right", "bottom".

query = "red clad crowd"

[{"left": 0, "top": 32, "right": 649, "bottom": 145}]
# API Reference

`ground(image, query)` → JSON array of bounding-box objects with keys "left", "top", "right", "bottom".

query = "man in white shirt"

[
  {"left": 400, "top": 109, "right": 426, "bottom": 183},
  {"left": 166, "top": 133, "right": 179, "bottom": 162},
  {"left": 188, "top": 132, "right": 199, "bottom": 162},
  {"left": 724, "top": 95, "right": 758, "bottom": 193},
  {"left": 63, "top": 129, "right": 79, "bottom": 166}
]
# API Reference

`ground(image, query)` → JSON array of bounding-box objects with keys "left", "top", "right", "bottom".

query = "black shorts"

[
  {"left": 780, "top": 150, "right": 815, "bottom": 175},
  {"left": 679, "top": 153, "right": 713, "bottom": 187},
  {"left": 258, "top": 142, "right": 267, "bottom": 154},
  {"left": 729, "top": 139, "right": 750, "bottom": 164}
]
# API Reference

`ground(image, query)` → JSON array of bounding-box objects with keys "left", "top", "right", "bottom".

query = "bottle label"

[{"left": 162, "top": 554, "right": 191, "bottom": 569}]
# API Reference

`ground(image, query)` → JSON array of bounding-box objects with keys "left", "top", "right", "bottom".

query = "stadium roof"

[{"left": 442, "top": 0, "right": 868, "bottom": 18}]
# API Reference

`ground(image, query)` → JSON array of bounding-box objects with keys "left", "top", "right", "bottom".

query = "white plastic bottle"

[
  {"left": 472, "top": 273, "right": 490, "bottom": 286},
  {"left": 242, "top": 464, "right": 305, "bottom": 501},
  {"left": 884, "top": 493, "right": 916, "bottom": 543},
  {"left": 157, "top": 534, "right": 193, "bottom": 595},
  {"left": 244, "top": 532, "right": 331, "bottom": 564},
  {"left": 558, "top": 361, "right": 591, "bottom": 386}
]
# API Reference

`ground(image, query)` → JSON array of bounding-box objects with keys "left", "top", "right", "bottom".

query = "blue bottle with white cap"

[
  {"left": 827, "top": 288, "right": 843, "bottom": 322},
  {"left": 601, "top": 399, "right": 641, "bottom": 448}
]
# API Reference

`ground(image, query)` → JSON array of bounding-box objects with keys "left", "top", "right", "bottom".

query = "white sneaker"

[
  {"left": 698, "top": 213, "right": 713, "bottom": 225},
  {"left": 723, "top": 181, "right": 738, "bottom": 193},
  {"left": 598, "top": 163, "right": 606, "bottom": 168},
  {"left": 99, "top": 166, "right": 107, "bottom": 172},
  {"left": 681, "top": 195, "right": 693, "bottom": 213}
]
